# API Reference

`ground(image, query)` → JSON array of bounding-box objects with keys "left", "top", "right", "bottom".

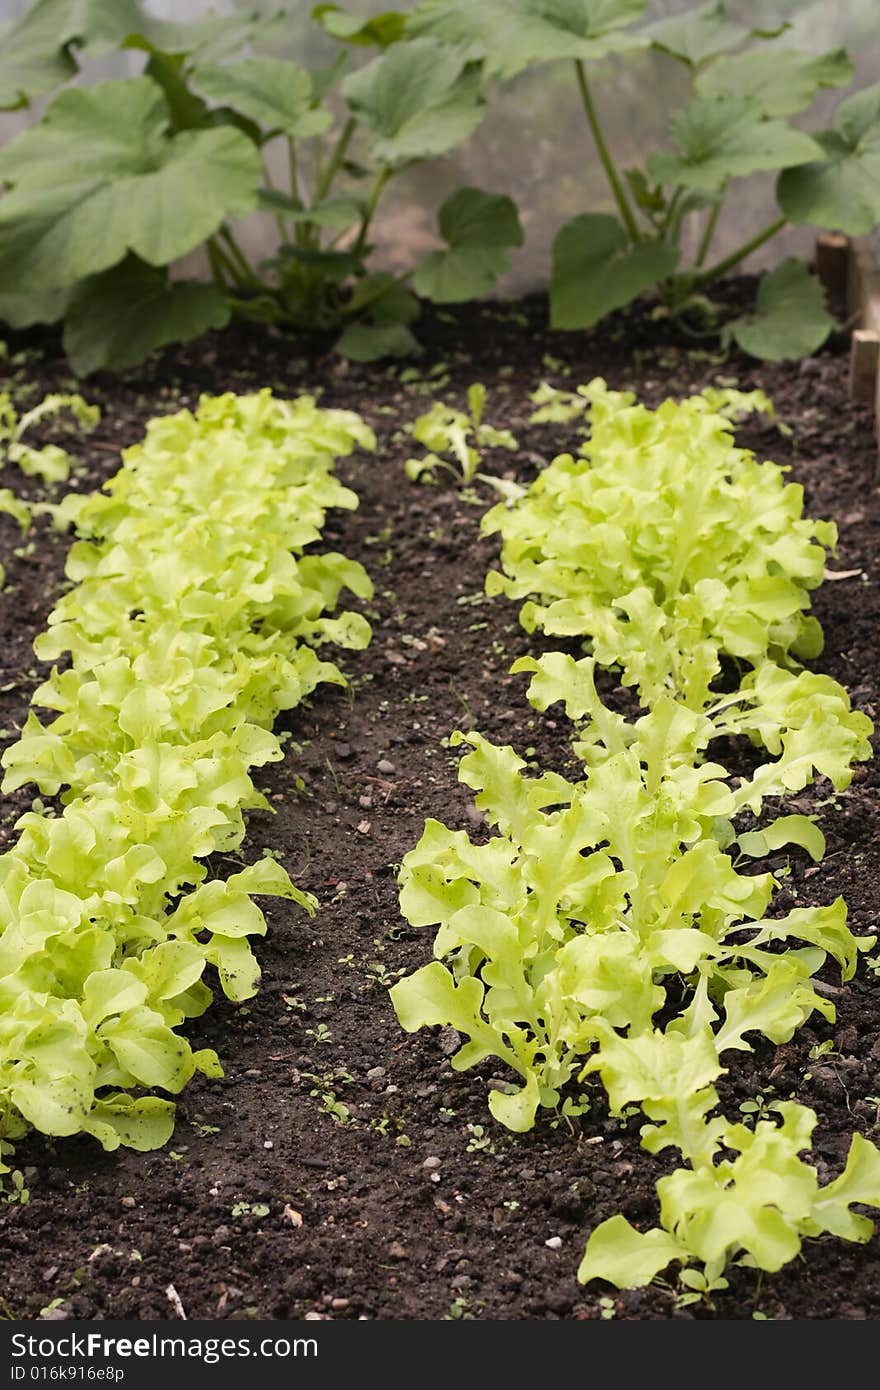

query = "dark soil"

[{"left": 1, "top": 283, "right": 879, "bottom": 1323}]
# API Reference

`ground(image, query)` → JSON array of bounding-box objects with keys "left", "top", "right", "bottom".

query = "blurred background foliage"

[{"left": 1, "top": 0, "right": 878, "bottom": 294}]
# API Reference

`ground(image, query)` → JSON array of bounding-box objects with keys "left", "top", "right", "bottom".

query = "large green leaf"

[
  {"left": 0, "top": 78, "right": 262, "bottom": 294},
  {"left": 721, "top": 259, "right": 834, "bottom": 362},
  {"left": 192, "top": 59, "right": 332, "bottom": 139},
  {"left": 0, "top": 0, "right": 77, "bottom": 110},
  {"left": 345, "top": 272, "right": 419, "bottom": 324},
  {"left": 335, "top": 320, "right": 421, "bottom": 361},
  {"left": 258, "top": 190, "right": 364, "bottom": 229},
  {"left": 647, "top": 95, "right": 823, "bottom": 192},
  {"left": 578, "top": 1215, "right": 685, "bottom": 1287},
  {"left": 341, "top": 38, "right": 485, "bottom": 164},
  {"left": 84, "top": 1094, "right": 176, "bottom": 1153},
  {"left": 0, "top": 286, "right": 68, "bottom": 329},
  {"left": 68, "top": 0, "right": 273, "bottom": 62},
  {"left": 414, "top": 187, "right": 523, "bottom": 302},
  {"left": 408, "top": 0, "right": 648, "bottom": 78},
  {"left": 62, "top": 256, "right": 230, "bottom": 376},
  {"left": 643, "top": 2, "right": 752, "bottom": 67},
  {"left": 313, "top": 4, "right": 406, "bottom": 47},
  {"left": 329, "top": 274, "right": 420, "bottom": 365},
  {"left": 696, "top": 47, "right": 853, "bottom": 119},
  {"left": 777, "top": 82, "right": 880, "bottom": 236},
  {"left": 550, "top": 213, "right": 677, "bottom": 329}
]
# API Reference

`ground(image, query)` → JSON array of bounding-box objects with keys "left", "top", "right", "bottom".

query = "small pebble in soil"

[
  {"left": 376, "top": 758, "right": 396, "bottom": 774},
  {"left": 439, "top": 1027, "right": 461, "bottom": 1056},
  {"left": 422, "top": 1156, "right": 441, "bottom": 1170},
  {"left": 544, "top": 1237, "right": 563, "bottom": 1251}
]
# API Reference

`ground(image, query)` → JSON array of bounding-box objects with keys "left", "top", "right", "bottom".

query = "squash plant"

[
  {"left": 0, "top": 0, "right": 521, "bottom": 371},
  {"left": 407, "top": 0, "right": 880, "bottom": 359}
]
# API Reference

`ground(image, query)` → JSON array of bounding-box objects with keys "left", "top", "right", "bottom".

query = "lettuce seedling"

[
  {"left": 0, "top": 390, "right": 99, "bottom": 483},
  {"left": 404, "top": 383, "right": 519, "bottom": 490}
]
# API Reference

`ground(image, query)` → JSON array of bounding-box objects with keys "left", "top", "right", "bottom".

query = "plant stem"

[
  {"left": 352, "top": 166, "right": 391, "bottom": 256},
  {"left": 207, "top": 235, "right": 247, "bottom": 291},
  {"left": 574, "top": 59, "right": 640, "bottom": 243},
  {"left": 314, "top": 116, "right": 356, "bottom": 204},
  {"left": 340, "top": 265, "right": 412, "bottom": 310},
  {"left": 693, "top": 214, "right": 787, "bottom": 289},
  {"left": 694, "top": 196, "right": 724, "bottom": 268},
  {"left": 262, "top": 155, "right": 288, "bottom": 242},
  {"left": 207, "top": 238, "right": 232, "bottom": 290},
  {"left": 218, "top": 226, "right": 264, "bottom": 290},
  {"left": 286, "top": 137, "right": 313, "bottom": 250},
  {"left": 287, "top": 135, "right": 301, "bottom": 206},
  {"left": 661, "top": 187, "right": 684, "bottom": 243}
]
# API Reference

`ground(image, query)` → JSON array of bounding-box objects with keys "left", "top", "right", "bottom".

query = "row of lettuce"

[
  {"left": 1, "top": 0, "right": 880, "bottom": 369},
  {"left": 0, "top": 389, "right": 372, "bottom": 1185},
  {"left": 390, "top": 382, "right": 880, "bottom": 1301}
]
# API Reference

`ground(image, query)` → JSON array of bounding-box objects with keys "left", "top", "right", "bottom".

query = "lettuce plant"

[
  {"left": 389, "top": 691, "right": 871, "bottom": 1133},
  {"left": 579, "top": 1041, "right": 880, "bottom": 1295},
  {"left": 517, "top": 651, "right": 872, "bottom": 811},
  {"left": 484, "top": 381, "right": 838, "bottom": 709},
  {"left": 404, "top": 383, "right": 519, "bottom": 489},
  {"left": 0, "top": 389, "right": 374, "bottom": 1177}
]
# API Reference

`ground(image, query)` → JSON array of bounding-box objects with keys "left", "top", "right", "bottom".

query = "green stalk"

[
  {"left": 574, "top": 59, "right": 640, "bottom": 243},
  {"left": 218, "top": 226, "right": 264, "bottom": 291},
  {"left": 313, "top": 116, "right": 357, "bottom": 204},
  {"left": 207, "top": 239, "right": 231, "bottom": 290},
  {"left": 661, "top": 187, "right": 684, "bottom": 243},
  {"left": 340, "top": 264, "right": 412, "bottom": 305},
  {"left": 312, "top": 136, "right": 325, "bottom": 201},
  {"left": 262, "top": 154, "right": 288, "bottom": 242},
  {"left": 287, "top": 134, "right": 301, "bottom": 206},
  {"left": 692, "top": 214, "right": 787, "bottom": 290},
  {"left": 352, "top": 166, "right": 391, "bottom": 257},
  {"left": 694, "top": 197, "right": 724, "bottom": 269},
  {"left": 207, "top": 235, "right": 247, "bottom": 291},
  {"left": 286, "top": 137, "right": 312, "bottom": 250}
]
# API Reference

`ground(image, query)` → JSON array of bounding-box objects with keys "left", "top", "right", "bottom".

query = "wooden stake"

[
  {"left": 848, "top": 235, "right": 880, "bottom": 332},
  {"left": 815, "top": 232, "right": 849, "bottom": 298},
  {"left": 849, "top": 328, "right": 880, "bottom": 405}
]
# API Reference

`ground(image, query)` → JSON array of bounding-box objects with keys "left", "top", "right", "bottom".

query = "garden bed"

[{"left": 1, "top": 282, "right": 879, "bottom": 1323}]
